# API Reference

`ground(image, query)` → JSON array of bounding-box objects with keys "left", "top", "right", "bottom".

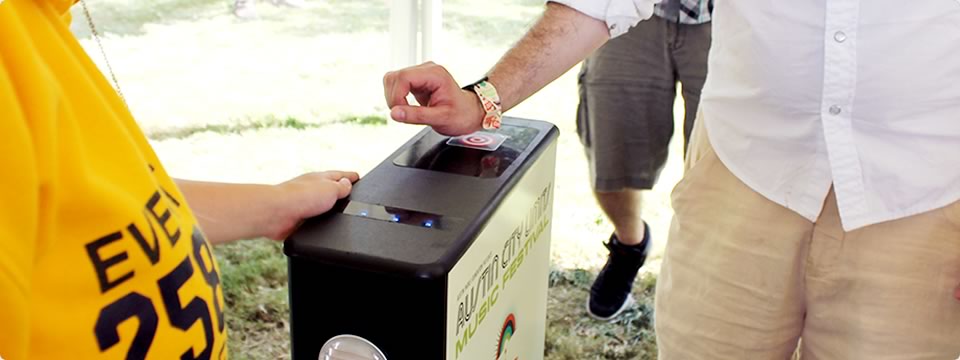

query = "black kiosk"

[{"left": 284, "top": 117, "right": 558, "bottom": 360}]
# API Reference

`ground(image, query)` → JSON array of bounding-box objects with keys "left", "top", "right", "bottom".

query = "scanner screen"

[
  {"left": 392, "top": 125, "right": 540, "bottom": 178},
  {"left": 341, "top": 201, "right": 449, "bottom": 229}
]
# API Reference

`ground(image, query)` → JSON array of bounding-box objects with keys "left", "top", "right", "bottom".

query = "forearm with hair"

[{"left": 487, "top": 2, "right": 610, "bottom": 111}]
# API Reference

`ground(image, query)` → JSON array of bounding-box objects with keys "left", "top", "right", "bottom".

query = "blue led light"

[
  {"left": 359, "top": 210, "right": 368, "bottom": 217},
  {"left": 391, "top": 214, "right": 400, "bottom": 222},
  {"left": 423, "top": 220, "right": 434, "bottom": 228}
]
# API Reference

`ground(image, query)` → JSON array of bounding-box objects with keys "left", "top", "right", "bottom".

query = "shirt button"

[
  {"left": 834, "top": 31, "right": 847, "bottom": 43},
  {"left": 829, "top": 105, "right": 842, "bottom": 115}
]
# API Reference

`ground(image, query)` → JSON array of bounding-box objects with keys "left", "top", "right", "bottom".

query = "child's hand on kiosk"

[{"left": 268, "top": 171, "right": 359, "bottom": 240}]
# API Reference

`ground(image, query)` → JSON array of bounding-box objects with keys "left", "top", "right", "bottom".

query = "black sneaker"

[{"left": 586, "top": 223, "right": 652, "bottom": 320}]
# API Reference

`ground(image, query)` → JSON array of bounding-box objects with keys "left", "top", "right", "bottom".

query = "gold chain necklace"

[{"left": 78, "top": 0, "right": 129, "bottom": 109}]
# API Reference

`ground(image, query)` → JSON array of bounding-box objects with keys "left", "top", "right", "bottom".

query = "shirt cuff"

[{"left": 548, "top": 0, "right": 659, "bottom": 38}]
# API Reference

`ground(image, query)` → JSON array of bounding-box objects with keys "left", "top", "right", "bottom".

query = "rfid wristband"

[{"left": 463, "top": 77, "right": 503, "bottom": 130}]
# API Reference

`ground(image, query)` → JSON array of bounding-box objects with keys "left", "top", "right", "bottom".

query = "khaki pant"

[{"left": 655, "top": 114, "right": 960, "bottom": 359}]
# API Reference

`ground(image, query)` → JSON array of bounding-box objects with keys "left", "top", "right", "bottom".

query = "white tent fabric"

[{"left": 390, "top": 0, "right": 442, "bottom": 69}]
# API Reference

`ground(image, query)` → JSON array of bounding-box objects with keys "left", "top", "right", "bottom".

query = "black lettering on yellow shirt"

[{"left": 0, "top": 1, "right": 229, "bottom": 358}]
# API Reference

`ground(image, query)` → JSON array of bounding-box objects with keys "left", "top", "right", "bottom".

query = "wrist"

[
  {"left": 462, "top": 77, "right": 503, "bottom": 130},
  {"left": 260, "top": 184, "right": 298, "bottom": 240},
  {"left": 461, "top": 89, "right": 486, "bottom": 132}
]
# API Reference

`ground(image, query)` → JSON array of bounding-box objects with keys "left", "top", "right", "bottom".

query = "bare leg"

[{"left": 595, "top": 189, "right": 647, "bottom": 245}]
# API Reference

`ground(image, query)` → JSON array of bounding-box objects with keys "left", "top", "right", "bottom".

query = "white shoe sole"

[{"left": 585, "top": 293, "right": 635, "bottom": 321}]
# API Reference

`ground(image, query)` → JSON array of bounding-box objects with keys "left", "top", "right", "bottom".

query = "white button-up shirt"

[{"left": 551, "top": 0, "right": 960, "bottom": 230}]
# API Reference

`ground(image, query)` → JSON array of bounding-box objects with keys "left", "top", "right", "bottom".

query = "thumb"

[
  {"left": 336, "top": 177, "right": 353, "bottom": 199},
  {"left": 390, "top": 105, "right": 451, "bottom": 126}
]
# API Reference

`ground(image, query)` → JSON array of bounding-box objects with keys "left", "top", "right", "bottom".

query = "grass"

[
  {"left": 73, "top": 0, "right": 542, "bottom": 42},
  {"left": 216, "top": 240, "right": 290, "bottom": 360},
  {"left": 70, "top": 0, "right": 228, "bottom": 37},
  {"left": 146, "top": 114, "right": 386, "bottom": 141},
  {"left": 213, "top": 239, "right": 659, "bottom": 359},
  {"left": 443, "top": 0, "right": 546, "bottom": 44},
  {"left": 546, "top": 269, "right": 659, "bottom": 359}
]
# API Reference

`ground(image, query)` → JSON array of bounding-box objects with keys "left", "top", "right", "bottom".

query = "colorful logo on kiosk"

[{"left": 495, "top": 313, "right": 518, "bottom": 360}]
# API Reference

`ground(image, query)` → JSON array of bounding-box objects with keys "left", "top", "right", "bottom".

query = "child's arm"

[{"left": 175, "top": 171, "right": 359, "bottom": 245}]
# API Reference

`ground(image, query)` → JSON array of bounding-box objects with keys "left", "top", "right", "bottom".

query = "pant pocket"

[
  {"left": 575, "top": 64, "right": 592, "bottom": 148},
  {"left": 941, "top": 200, "right": 960, "bottom": 232}
]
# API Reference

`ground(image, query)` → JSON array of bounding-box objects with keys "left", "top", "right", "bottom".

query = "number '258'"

[{"left": 93, "top": 229, "right": 225, "bottom": 360}]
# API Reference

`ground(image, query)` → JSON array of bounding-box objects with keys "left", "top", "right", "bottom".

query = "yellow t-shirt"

[{"left": 0, "top": 0, "right": 228, "bottom": 359}]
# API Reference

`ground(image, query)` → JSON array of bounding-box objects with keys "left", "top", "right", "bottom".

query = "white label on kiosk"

[{"left": 445, "top": 140, "right": 557, "bottom": 360}]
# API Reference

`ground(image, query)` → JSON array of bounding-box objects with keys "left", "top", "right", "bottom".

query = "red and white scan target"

[
  {"left": 446, "top": 132, "right": 508, "bottom": 151},
  {"left": 463, "top": 134, "right": 494, "bottom": 146}
]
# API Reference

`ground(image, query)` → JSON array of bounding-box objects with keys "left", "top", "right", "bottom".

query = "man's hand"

[
  {"left": 383, "top": 62, "right": 485, "bottom": 136},
  {"left": 382, "top": 3, "right": 610, "bottom": 136}
]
